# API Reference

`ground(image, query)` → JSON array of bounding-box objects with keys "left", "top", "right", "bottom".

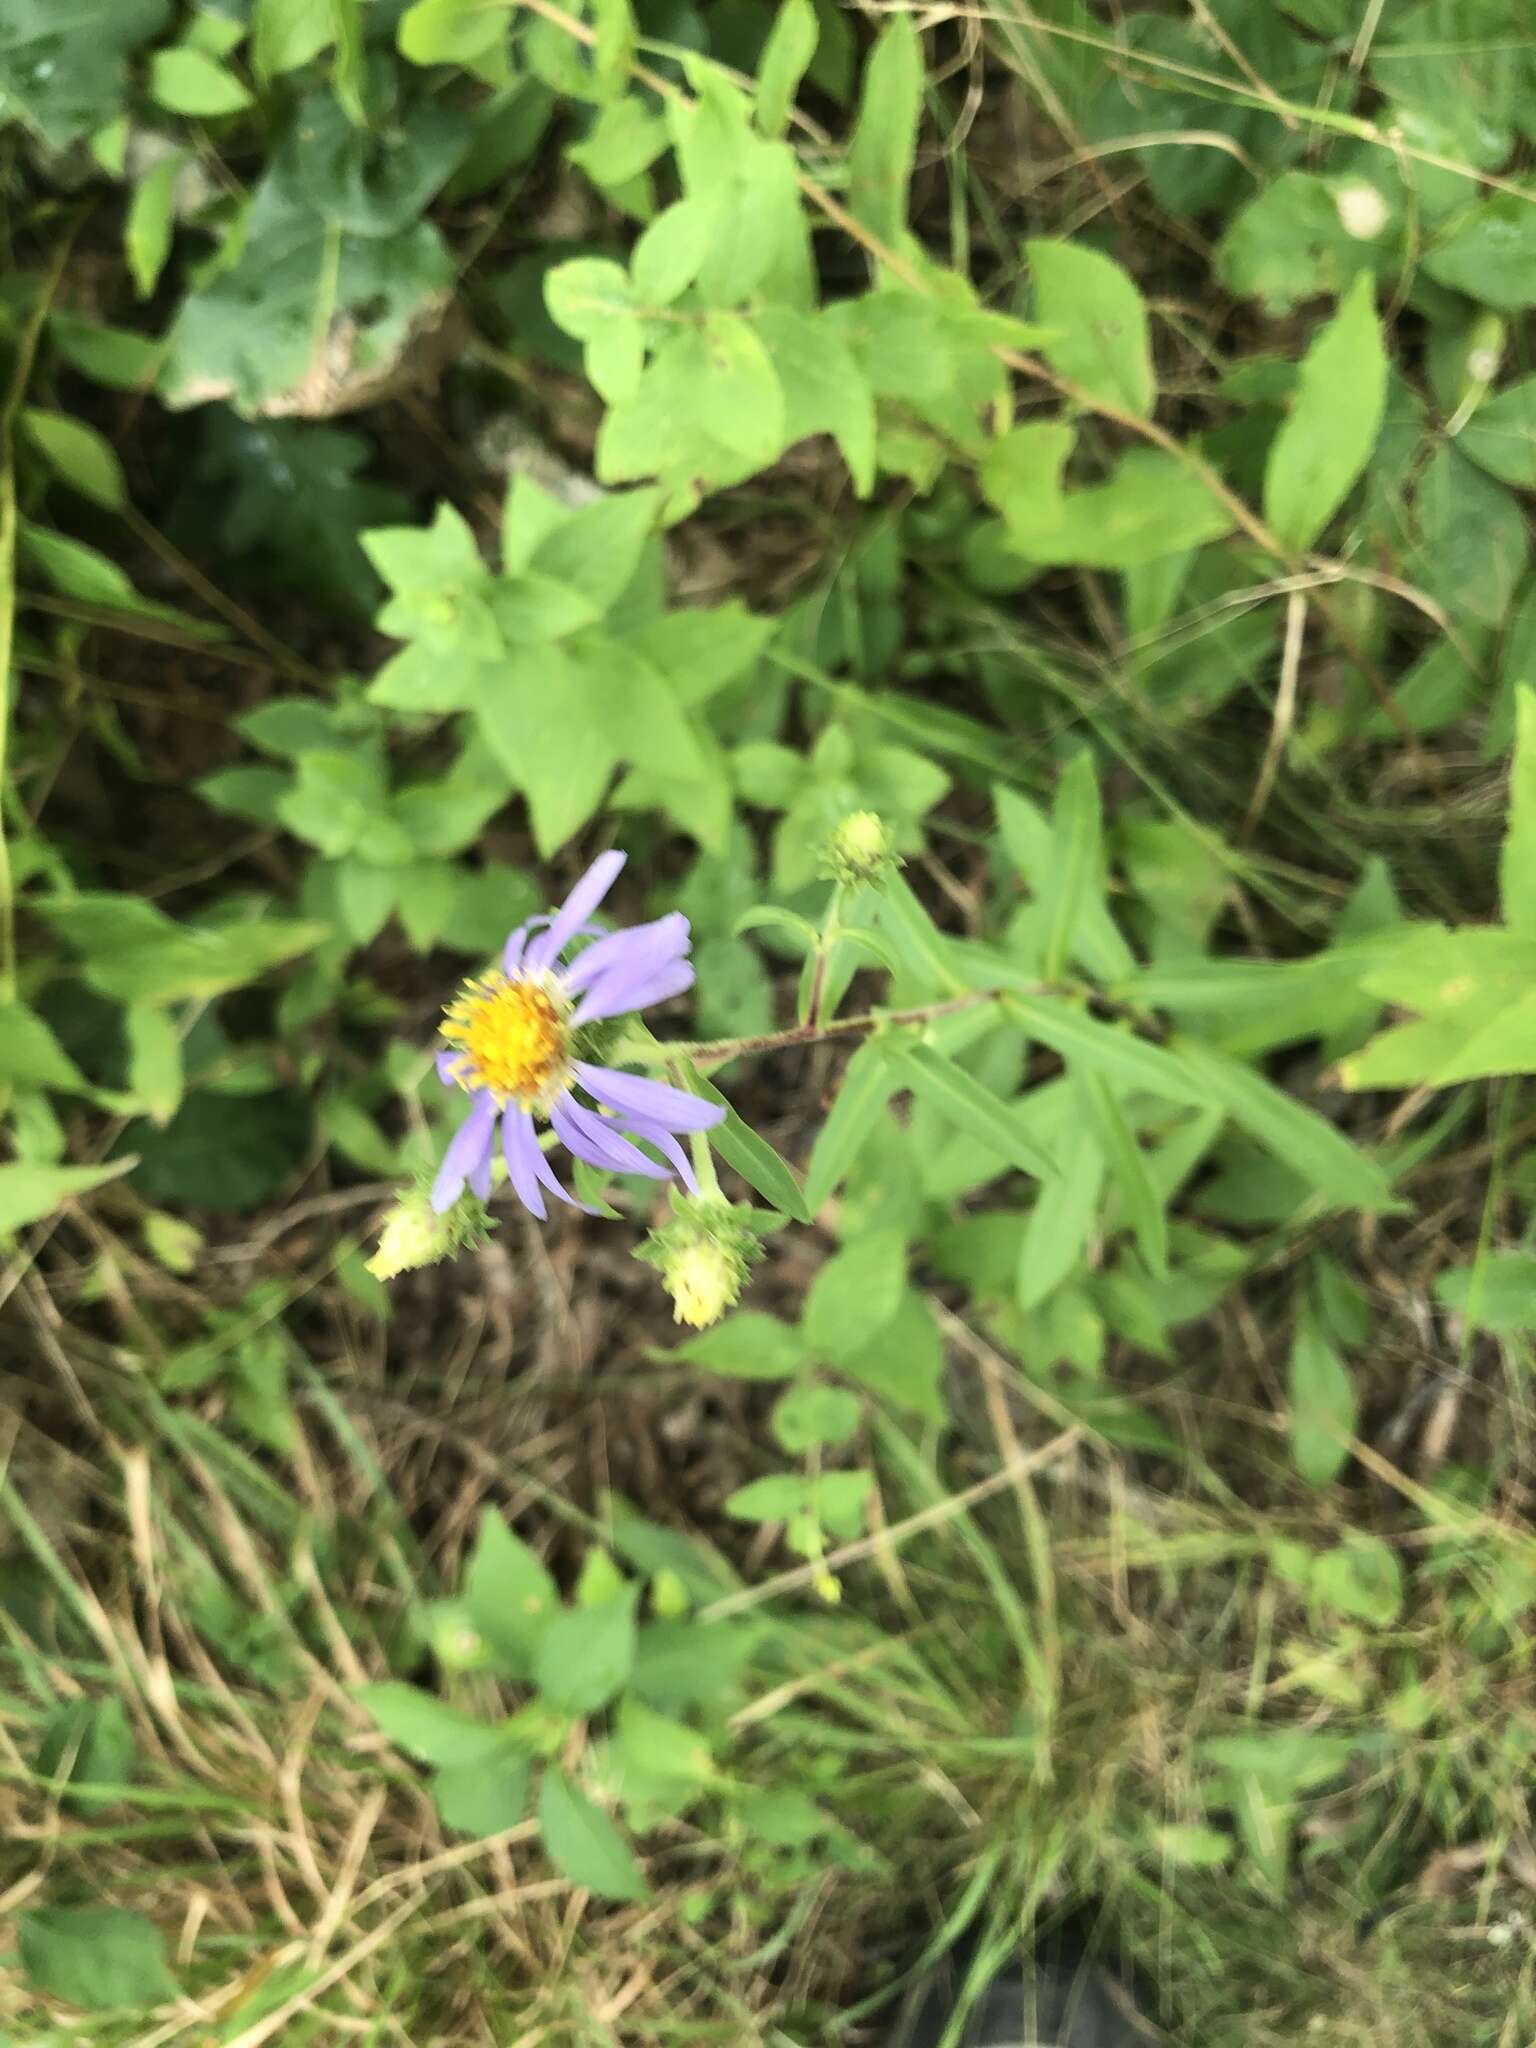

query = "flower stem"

[{"left": 635, "top": 988, "right": 1009, "bottom": 1069}]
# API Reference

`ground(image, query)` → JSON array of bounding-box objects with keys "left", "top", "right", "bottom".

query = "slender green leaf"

[
  {"left": 886, "top": 1041, "right": 1056, "bottom": 1182},
  {"left": 802, "top": 1039, "right": 899, "bottom": 1214},
  {"left": 692, "top": 1076, "right": 810, "bottom": 1221},
  {"left": 1503, "top": 685, "right": 1536, "bottom": 934}
]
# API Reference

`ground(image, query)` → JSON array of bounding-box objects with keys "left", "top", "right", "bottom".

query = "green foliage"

[{"left": 6, "top": 2, "right": 1536, "bottom": 2035}]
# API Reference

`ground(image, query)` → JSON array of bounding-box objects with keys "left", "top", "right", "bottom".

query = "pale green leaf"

[
  {"left": 1288, "top": 1300, "right": 1355, "bottom": 1488},
  {"left": 1263, "top": 271, "right": 1387, "bottom": 551},
  {"left": 1029, "top": 237, "right": 1155, "bottom": 418},
  {"left": 20, "top": 408, "right": 127, "bottom": 509},
  {"left": 149, "top": 46, "right": 254, "bottom": 115},
  {"left": 848, "top": 15, "right": 922, "bottom": 249},
  {"left": 755, "top": 0, "right": 817, "bottom": 138},
  {"left": 0, "top": 1159, "right": 136, "bottom": 1235},
  {"left": 1502, "top": 686, "right": 1536, "bottom": 933},
  {"left": 20, "top": 1908, "right": 176, "bottom": 2012}
]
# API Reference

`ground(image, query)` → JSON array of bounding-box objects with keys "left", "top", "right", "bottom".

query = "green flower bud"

[
  {"left": 822, "top": 809, "right": 899, "bottom": 886},
  {"left": 636, "top": 1197, "right": 765, "bottom": 1330},
  {"left": 366, "top": 1183, "right": 491, "bottom": 1281}
]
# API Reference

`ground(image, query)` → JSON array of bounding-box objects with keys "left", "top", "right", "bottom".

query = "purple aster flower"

[{"left": 430, "top": 851, "right": 723, "bottom": 1217}]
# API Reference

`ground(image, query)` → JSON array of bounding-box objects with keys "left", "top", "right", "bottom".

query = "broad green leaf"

[
  {"left": 838, "top": 1290, "right": 944, "bottom": 1420},
  {"left": 0, "top": 1003, "right": 88, "bottom": 1092},
  {"left": 477, "top": 644, "right": 617, "bottom": 856},
  {"left": 1423, "top": 195, "right": 1536, "bottom": 312},
  {"left": 1409, "top": 444, "right": 1527, "bottom": 630},
  {"left": 568, "top": 96, "right": 668, "bottom": 189},
  {"left": 1007, "top": 449, "right": 1234, "bottom": 568},
  {"left": 0, "top": 1159, "right": 135, "bottom": 1235},
  {"left": 726, "top": 1474, "right": 811, "bottom": 1523},
  {"left": 631, "top": 197, "right": 719, "bottom": 304},
  {"left": 21, "top": 408, "right": 127, "bottom": 510},
  {"left": 20, "top": 1907, "right": 176, "bottom": 2012},
  {"left": 1263, "top": 272, "right": 1387, "bottom": 551},
  {"left": 255, "top": 0, "right": 336, "bottom": 76},
  {"left": 528, "top": 487, "right": 660, "bottom": 612},
  {"left": 489, "top": 571, "right": 599, "bottom": 641},
  {"left": 545, "top": 257, "right": 636, "bottom": 340},
  {"left": 699, "top": 312, "right": 786, "bottom": 465},
  {"left": 771, "top": 1380, "right": 862, "bottom": 1452},
  {"left": 615, "top": 1697, "right": 714, "bottom": 1783},
  {"left": 0, "top": 0, "right": 168, "bottom": 152},
  {"left": 354, "top": 1684, "right": 512, "bottom": 1768},
  {"left": 434, "top": 1755, "right": 531, "bottom": 1835},
  {"left": 538, "top": 1769, "right": 647, "bottom": 1900},
  {"left": 41, "top": 898, "right": 326, "bottom": 1007},
  {"left": 1314, "top": 1535, "right": 1403, "bottom": 1626},
  {"left": 1435, "top": 1250, "right": 1536, "bottom": 1334},
  {"left": 692, "top": 1076, "right": 810, "bottom": 1221},
  {"left": 1029, "top": 238, "right": 1155, "bottom": 418},
  {"left": 675, "top": 1310, "right": 807, "bottom": 1379},
  {"left": 534, "top": 1588, "right": 638, "bottom": 1714},
  {"left": 161, "top": 189, "right": 454, "bottom": 414},
  {"left": 755, "top": 0, "right": 818, "bottom": 138},
  {"left": 1215, "top": 171, "right": 1378, "bottom": 316},
  {"left": 803, "top": 1227, "right": 906, "bottom": 1361},
  {"left": 464, "top": 1510, "right": 559, "bottom": 1672},
  {"left": 886, "top": 1042, "right": 1056, "bottom": 1183},
  {"left": 1458, "top": 374, "right": 1536, "bottom": 490},
  {"left": 848, "top": 15, "right": 922, "bottom": 249},
  {"left": 735, "top": 1786, "right": 831, "bottom": 1845},
  {"left": 756, "top": 306, "right": 877, "bottom": 497},
  {"left": 149, "top": 46, "right": 254, "bottom": 115},
  {"left": 1288, "top": 1300, "right": 1355, "bottom": 1488},
  {"left": 803, "top": 1040, "right": 898, "bottom": 1215},
  {"left": 125, "top": 1089, "right": 311, "bottom": 1211},
  {"left": 1503, "top": 687, "right": 1536, "bottom": 933},
  {"left": 978, "top": 420, "right": 1074, "bottom": 550}
]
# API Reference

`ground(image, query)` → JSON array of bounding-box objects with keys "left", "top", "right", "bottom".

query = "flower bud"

[
  {"left": 637, "top": 1197, "right": 764, "bottom": 1329},
  {"left": 366, "top": 1183, "right": 490, "bottom": 1281},
  {"left": 1334, "top": 182, "right": 1388, "bottom": 241},
  {"left": 822, "top": 809, "right": 899, "bottom": 886},
  {"left": 665, "top": 1236, "right": 742, "bottom": 1328}
]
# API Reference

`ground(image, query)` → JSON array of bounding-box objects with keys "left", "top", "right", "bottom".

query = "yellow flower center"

[{"left": 439, "top": 972, "right": 570, "bottom": 1107}]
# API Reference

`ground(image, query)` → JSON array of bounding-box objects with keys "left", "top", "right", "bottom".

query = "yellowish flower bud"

[
  {"left": 665, "top": 1236, "right": 742, "bottom": 1328},
  {"left": 366, "top": 1190, "right": 458, "bottom": 1281},
  {"left": 813, "top": 1567, "right": 842, "bottom": 1605},
  {"left": 1334, "top": 182, "right": 1389, "bottom": 240},
  {"left": 823, "top": 809, "right": 898, "bottom": 886}
]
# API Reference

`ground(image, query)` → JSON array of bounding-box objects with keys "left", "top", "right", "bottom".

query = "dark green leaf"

[
  {"left": 538, "top": 1769, "right": 647, "bottom": 1900},
  {"left": 20, "top": 1907, "right": 176, "bottom": 2012}
]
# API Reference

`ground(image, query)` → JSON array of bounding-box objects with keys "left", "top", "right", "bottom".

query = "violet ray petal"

[
  {"left": 435, "top": 1050, "right": 460, "bottom": 1086},
  {"left": 529, "top": 1130, "right": 596, "bottom": 1213},
  {"left": 573, "top": 1061, "right": 723, "bottom": 1133},
  {"left": 573, "top": 957, "right": 695, "bottom": 1025},
  {"left": 525, "top": 850, "right": 626, "bottom": 972},
  {"left": 502, "top": 1108, "right": 547, "bottom": 1220},
  {"left": 552, "top": 1098, "right": 671, "bottom": 1178},
  {"left": 623, "top": 1116, "right": 698, "bottom": 1193},
  {"left": 431, "top": 1092, "right": 497, "bottom": 1211},
  {"left": 564, "top": 913, "right": 690, "bottom": 993}
]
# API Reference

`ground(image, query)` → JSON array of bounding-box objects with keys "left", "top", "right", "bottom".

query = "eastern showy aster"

[{"left": 429, "top": 850, "right": 723, "bottom": 1217}]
